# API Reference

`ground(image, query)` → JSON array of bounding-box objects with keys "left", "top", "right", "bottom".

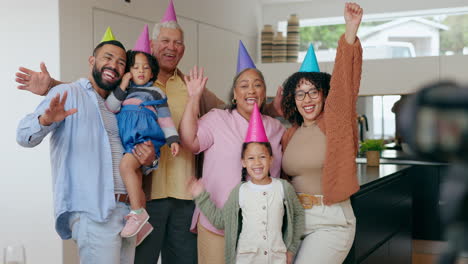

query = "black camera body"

[
  {"left": 399, "top": 80, "right": 468, "bottom": 264},
  {"left": 399, "top": 81, "right": 468, "bottom": 163}
]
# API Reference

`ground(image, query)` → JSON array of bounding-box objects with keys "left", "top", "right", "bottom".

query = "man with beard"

[{"left": 16, "top": 40, "right": 156, "bottom": 264}]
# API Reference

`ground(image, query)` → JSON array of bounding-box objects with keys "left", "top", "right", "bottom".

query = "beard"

[{"left": 92, "top": 64, "right": 122, "bottom": 91}]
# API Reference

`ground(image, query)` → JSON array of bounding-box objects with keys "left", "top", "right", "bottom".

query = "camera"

[
  {"left": 399, "top": 80, "right": 468, "bottom": 163},
  {"left": 399, "top": 80, "right": 468, "bottom": 264}
]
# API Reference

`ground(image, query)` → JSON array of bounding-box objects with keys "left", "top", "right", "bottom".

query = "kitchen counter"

[
  {"left": 356, "top": 149, "right": 448, "bottom": 166},
  {"left": 354, "top": 149, "right": 445, "bottom": 188},
  {"left": 356, "top": 163, "right": 411, "bottom": 187}
]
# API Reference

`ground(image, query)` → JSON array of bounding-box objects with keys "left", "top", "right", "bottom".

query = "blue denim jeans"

[{"left": 69, "top": 202, "right": 136, "bottom": 264}]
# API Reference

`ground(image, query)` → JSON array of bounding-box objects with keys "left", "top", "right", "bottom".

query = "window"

[
  {"left": 357, "top": 95, "right": 401, "bottom": 141},
  {"left": 277, "top": 7, "right": 468, "bottom": 62},
  {"left": 372, "top": 95, "right": 401, "bottom": 140}
]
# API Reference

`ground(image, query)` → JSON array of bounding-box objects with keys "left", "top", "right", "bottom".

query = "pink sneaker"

[
  {"left": 136, "top": 222, "right": 154, "bottom": 246},
  {"left": 121, "top": 209, "right": 150, "bottom": 238}
]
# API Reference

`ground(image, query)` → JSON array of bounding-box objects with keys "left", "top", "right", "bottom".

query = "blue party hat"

[
  {"left": 237, "top": 40, "right": 256, "bottom": 74},
  {"left": 299, "top": 44, "right": 320, "bottom": 72}
]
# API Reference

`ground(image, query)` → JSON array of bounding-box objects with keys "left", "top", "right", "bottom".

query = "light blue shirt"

[{"left": 17, "top": 78, "right": 119, "bottom": 239}]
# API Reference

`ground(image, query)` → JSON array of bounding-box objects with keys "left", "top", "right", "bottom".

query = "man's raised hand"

[{"left": 39, "top": 91, "right": 77, "bottom": 126}]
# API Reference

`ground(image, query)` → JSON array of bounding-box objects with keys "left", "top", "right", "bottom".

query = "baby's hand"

[
  {"left": 187, "top": 176, "right": 204, "bottom": 198},
  {"left": 120, "top": 72, "right": 133, "bottom": 91},
  {"left": 171, "top": 142, "right": 180, "bottom": 157}
]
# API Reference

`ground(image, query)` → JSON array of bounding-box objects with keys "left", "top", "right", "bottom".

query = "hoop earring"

[{"left": 232, "top": 98, "right": 237, "bottom": 105}]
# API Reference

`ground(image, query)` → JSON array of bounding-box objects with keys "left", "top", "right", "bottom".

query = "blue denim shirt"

[{"left": 17, "top": 78, "right": 118, "bottom": 239}]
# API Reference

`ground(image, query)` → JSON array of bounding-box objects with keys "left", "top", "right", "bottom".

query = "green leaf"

[{"left": 359, "top": 139, "right": 385, "bottom": 153}]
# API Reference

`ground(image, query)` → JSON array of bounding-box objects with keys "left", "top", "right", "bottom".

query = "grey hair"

[
  {"left": 152, "top": 21, "right": 184, "bottom": 41},
  {"left": 227, "top": 68, "right": 267, "bottom": 113}
]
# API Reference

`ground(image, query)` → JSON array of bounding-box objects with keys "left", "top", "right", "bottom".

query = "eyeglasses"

[{"left": 294, "top": 89, "right": 320, "bottom": 101}]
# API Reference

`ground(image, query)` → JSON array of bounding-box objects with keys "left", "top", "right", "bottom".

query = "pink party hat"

[
  {"left": 244, "top": 102, "right": 269, "bottom": 143},
  {"left": 161, "top": 0, "right": 178, "bottom": 23},
  {"left": 133, "top": 24, "right": 151, "bottom": 54},
  {"left": 237, "top": 40, "right": 256, "bottom": 74}
]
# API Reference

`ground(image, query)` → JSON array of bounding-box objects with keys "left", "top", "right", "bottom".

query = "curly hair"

[
  {"left": 240, "top": 142, "right": 273, "bottom": 182},
  {"left": 126, "top": 50, "right": 160, "bottom": 83},
  {"left": 281, "top": 71, "right": 331, "bottom": 125},
  {"left": 227, "top": 68, "right": 267, "bottom": 114}
]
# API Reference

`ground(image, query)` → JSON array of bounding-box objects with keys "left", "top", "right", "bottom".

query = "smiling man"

[
  {"left": 16, "top": 40, "right": 156, "bottom": 264},
  {"left": 134, "top": 19, "right": 206, "bottom": 264}
]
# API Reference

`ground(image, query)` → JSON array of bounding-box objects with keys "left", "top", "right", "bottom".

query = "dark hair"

[
  {"left": 281, "top": 71, "right": 331, "bottom": 125},
  {"left": 126, "top": 50, "right": 160, "bottom": 83},
  {"left": 93, "top": 40, "right": 126, "bottom": 57},
  {"left": 227, "top": 68, "right": 267, "bottom": 114},
  {"left": 240, "top": 142, "right": 273, "bottom": 182}
]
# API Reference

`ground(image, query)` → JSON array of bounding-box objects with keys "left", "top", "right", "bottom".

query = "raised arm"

[
  {"left": 179, "top": 66, "right": 208, "bottom": 153},
  {"left": 17, "top": 88, "right": 77, "bottom": 147},
  {"left": 326, "top": 2, "right": 363, "bottom": 116},
  {"left": 16, "top": 62, "right": 65, "bottom": 96},
  {"left": 344, "top": 2, "right": 363, "bottom": 45},
  {"left": 345, "top": 2, "right": 364, "bottom": 98}
]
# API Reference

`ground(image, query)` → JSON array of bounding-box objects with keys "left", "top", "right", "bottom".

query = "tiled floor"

[{"left": 413, "top": 240, "right": 468, "bottom": 264}]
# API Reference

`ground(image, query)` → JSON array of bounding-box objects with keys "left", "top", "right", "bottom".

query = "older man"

[
  {"left": 134, "top": 20, "right": 201, "bottom": 264},
  {"left": 16, "top": 40, "right": 156, "bottom": 264},
  {"left": 136, "top": 17, "right": 284, "bottom": 263}
]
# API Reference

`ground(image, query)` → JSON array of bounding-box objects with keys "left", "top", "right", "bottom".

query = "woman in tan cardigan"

[{"left": 280, "top": 3, "right": 363, "bottom": 263}]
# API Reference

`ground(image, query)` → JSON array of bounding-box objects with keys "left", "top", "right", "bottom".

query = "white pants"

[{"left": 294, "top": 199, "right": 356, "bottom": 264}]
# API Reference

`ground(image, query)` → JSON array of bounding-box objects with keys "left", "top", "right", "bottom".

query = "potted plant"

[{"left": 360, "top": 139, "right": 385, "bottom": 166}]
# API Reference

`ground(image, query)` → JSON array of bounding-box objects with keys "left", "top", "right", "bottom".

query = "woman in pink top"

[{"left": 179, "top": 65, "right": 285, "bottom": 264}]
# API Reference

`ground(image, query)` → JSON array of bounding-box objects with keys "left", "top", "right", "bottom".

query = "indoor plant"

[{"left": 360, "top": 139, "right": 385, "bottom": 166}]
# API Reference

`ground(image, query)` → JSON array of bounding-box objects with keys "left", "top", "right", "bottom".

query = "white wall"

[
  {"left": 60, "top": 0, "right": 262, "bottom": 102},
  {"left": 0, "top": 0, "right": 62, "bottom": 264}
]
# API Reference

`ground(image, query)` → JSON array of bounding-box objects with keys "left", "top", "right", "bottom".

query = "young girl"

[
  {"left": 106, "top": 48, "right": 180, "bottom": 238},
  {"left": 188, "top": 105, "right": 304, "bottom": 264}
]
